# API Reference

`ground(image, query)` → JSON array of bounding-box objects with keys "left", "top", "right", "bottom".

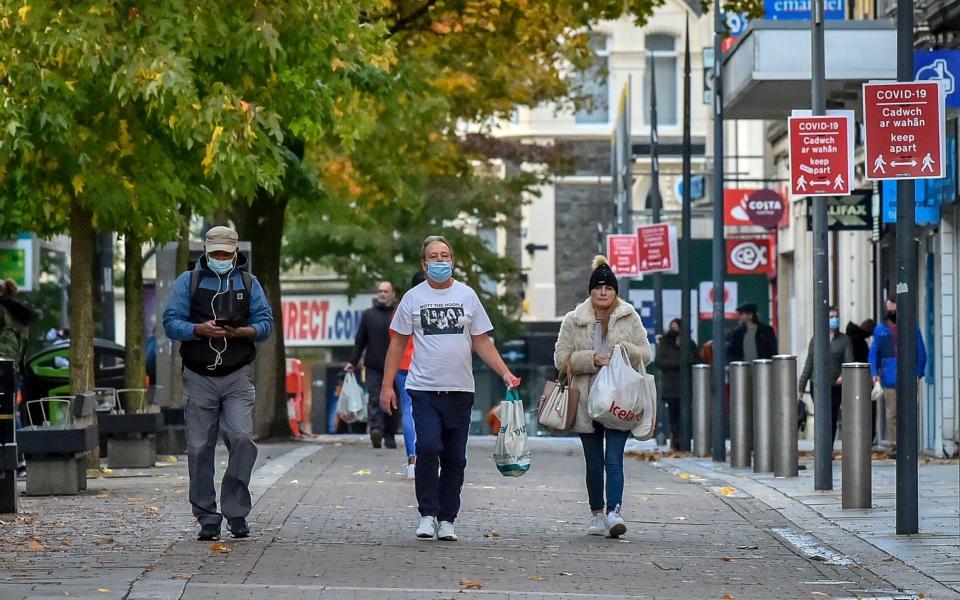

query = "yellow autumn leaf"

[
  {"left": 167, "top": 114, "right": 178, "bottom": 128},
  {"left": 97, "top": 588, "right": 110, "bottom": 593},
  {"left": 71, "top": 174, "right": 84, "bottom": 195},
  {"left": 331, "top": 57, "right": 346, "bottom": 71},
  {"left": 210, "top": 543, "right": 230, "bottom": 553},
  {"left": 718, "top": 486, "right": 736, "bottom": 496},
  {"left": 201, "top": 125, "right": 224, "bottom": 173},
  {"left": 353, "top": 469, "right": 371, "bottom": 476},
  {"left": 18, "top": 4, "right": 31, "bottom": 23},
  {"left": 64, "top": 80, "right": 75, "bottom": 92},
  {"left": 676, "top": 472, "right": 691, "bottom": 480},
  {"left": 27, "top": 538, "right": 43, "bottom": 550}
]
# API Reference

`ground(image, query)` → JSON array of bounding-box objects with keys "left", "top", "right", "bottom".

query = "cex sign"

[
  {"left": 788, "top": 112, "right": 854, "bottom": 196},
  {"left": 863, "top": 81, "right": 945, "bottom": 180},
  {"left": 282, "top": 294, "right": 375, "bottom": 347},
  {"left": 727, "top": 238, "right": 775, "bottom": 276}
]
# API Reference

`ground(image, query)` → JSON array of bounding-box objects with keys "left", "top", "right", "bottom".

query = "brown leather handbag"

[{"left": 537, "top": 362, "right": 579, "bottom": 432}]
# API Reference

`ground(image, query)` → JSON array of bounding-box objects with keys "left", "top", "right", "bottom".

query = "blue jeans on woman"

[
  {"left": 579, "top": 421, "right": 630, "bottom": 513},
  {"left": 395, "top": 371, "right": 416, "bottom": 458}
]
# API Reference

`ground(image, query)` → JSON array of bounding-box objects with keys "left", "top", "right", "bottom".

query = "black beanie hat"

[{"left": 588, "top": 255, "right": 619, "bottom": 294}]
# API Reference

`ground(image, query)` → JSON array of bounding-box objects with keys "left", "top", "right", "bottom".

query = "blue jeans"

[
  {"left": 579, "top": 422, "right": 630, "bottom": 513},
  {"left": 409, "top": 390, "right": 473, "bottom": 523},
  {"left": 395, "top": 371, "right": 416, "bottom": 458}
]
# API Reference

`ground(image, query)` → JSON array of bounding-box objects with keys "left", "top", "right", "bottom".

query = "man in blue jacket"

[
  {"left": 868, "top": 298, "right": 926, "bottom": 452},
  {"left": 163, "top": 226, "right": 273, "bottom": 541}
]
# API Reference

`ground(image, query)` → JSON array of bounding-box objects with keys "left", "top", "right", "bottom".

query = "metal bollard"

[
  {"left": 729, "top": 362, "right": 752, "bottom": 468},
  {"left": 0, "top": 359, "right": 17, "bottom": 513},
  {"left": 752, "top": 359, "right": 774, "bottom": 473},
  {"left": 693, "top": 364, "right": 712, "bottom": 457},
  {"left": 842, "top": 363, "right": 872, "bottom": 509},
  {"left": 772, "top": 355, "right": 799, "bottom": 477}
]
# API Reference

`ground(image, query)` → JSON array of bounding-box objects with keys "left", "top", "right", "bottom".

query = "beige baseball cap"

[{"left": 205, "top": 226, "right": 239, "bottom": 253}]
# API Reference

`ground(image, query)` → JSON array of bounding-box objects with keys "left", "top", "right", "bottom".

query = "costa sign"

[
  {"left": 726, "top": 238, "right": 774, "bottom": 275},
  {"left": 724, "top": 189, "right": 786, "bottom": 228}
]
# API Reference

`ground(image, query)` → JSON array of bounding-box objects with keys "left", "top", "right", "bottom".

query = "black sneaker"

[
  {"left": 197, "top": 523, "right": 220, "bottom": 541},
  {"left": 384, "top": 434, "right": 397, "bottom": 449},
  {"left": 370, "top": 430, "right": 383, "bottom": 449},
  {"left": 228, "top": 517, "right": 250, "bottom": 539}
]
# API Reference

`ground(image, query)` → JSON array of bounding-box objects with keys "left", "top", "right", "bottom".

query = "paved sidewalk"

[
  {"left": 0, "top": 436, "right": 951, "bottom": 599},
  {"left": 655, "top": 451, "right": 960, "bottom": 596}
]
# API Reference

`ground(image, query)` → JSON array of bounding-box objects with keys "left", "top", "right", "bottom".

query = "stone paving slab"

[
  {"left": 659, "top": 453, "right": 959, "bottom": 598},
  {"left": 138, "top": 436, "right": 904, "bottom": 600}
]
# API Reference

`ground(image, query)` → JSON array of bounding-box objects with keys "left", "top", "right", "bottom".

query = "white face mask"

[{"left": 207, "top": 255, "right": 235, "bottom": 275}]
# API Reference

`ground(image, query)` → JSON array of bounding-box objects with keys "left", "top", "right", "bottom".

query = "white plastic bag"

[
  {"left": 337, "top": 372, "right": 367, "bottom": 423},
  {"left": 494, "top": 389, "right": 531, "bottom": 477},
  {"left": 588, "top": 345, "right": 657, "bottom": 437},
  {"left": 871, "top": 380, "right": 884, "bottom": 403}
]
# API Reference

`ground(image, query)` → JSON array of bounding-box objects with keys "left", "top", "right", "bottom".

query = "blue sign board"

[
  {"left": 915, "top": 51, "right": 960, "bottom": 108},
  {"left": 676, "top": 175, "right": 706, "bottom": 201},
  {"left": 724, "top": 12, "right": 751, "bottom": 36},
  {"left": 881, "top": 119, "right": 957, "bottom": 225},
  {"left": 764, "top": 0, "right": 845, "bottom": 20}
]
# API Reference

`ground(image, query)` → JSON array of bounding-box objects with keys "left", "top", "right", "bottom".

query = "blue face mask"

[
  {"left": 426, "top": 261, "right": 453, "bottom": 283},
  {"left": 829, "top": 317, "right": 840, "bottom": 330},
  {"left": 207, "top": 256, "right": 235, "bottom": 275}
]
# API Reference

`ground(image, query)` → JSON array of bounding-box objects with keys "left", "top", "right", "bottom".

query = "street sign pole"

[
  {"left": 895, "top": 0, "right": 919, "bottom": 536},
  {"left": 650, "top": 56, "right": 664, "bottom": 337},
  {"left": 811, "top": 0, "right": 833, "bottom": 491},
  {"left": 679, "top": 15, "right": 694, "bottom": 452},
  {"left": 712, "top": 0, "right": 728, "bottom": 462}
]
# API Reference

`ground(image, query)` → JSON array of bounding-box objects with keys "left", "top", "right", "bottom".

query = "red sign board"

[
  {"left": 724, "top": 189, "right": 786, "bottom": 228},
  {"left": 637, "top": 224, "right": 673, "bottom": 273},
  {"left": 726, "top": 238, "right": 774, "bottom": 276},
  {"left": 606, "top": 234, "right": 640, "bottom": 276},
  {"left": 863, "top": 81, "right": 945, "bottom": 180},
  {"left": 788, "top": 114, "right": 853, "bottom": 196}
]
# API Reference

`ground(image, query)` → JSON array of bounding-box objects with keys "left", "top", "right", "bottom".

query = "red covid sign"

[
  {"left": 788, "top": 114, "right": 853, "bottom": 196},
  {"left": 863, "top": 81, "right": 944, "bottom": 180},
  {"left": 606, "top": 234, "right": 640, "bottom": 276}
]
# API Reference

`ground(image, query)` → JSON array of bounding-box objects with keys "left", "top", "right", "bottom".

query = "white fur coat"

[{"left": 553, "top": 298, "right": 652, "bottom": 433}]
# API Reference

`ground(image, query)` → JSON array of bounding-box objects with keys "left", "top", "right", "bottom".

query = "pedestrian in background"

[
  {"left": 347, "top": 281, "right": 401, "bottom": 449},
  {"left": 727, "top": 302, "right": 777, "bottom": 363},
  {"left": 380, "top": 236, "right": 518, "bottom": 542},
  {"left": 798, "top": 307, "right": 854, "bottom": 446},
  {"left": 846, "top": 318, "right": 877, "bottom": 441},
  {"left": 655, "top": 318, "right": 701, "bottom": 452},
  {"left": 163, "top": 226, "right": 273, "bottom": 541},
  {"left": 394, "top": 270, "right": 426, "bottom": 480},
  {"left": 0, "top": 279, "right": 41, "bottom": 478},
  {"left": 868, "top": 298, "right": 926, "bottom": 453},
  {"left": 554, "top": 255, "right": 651, "bottom": 539}
]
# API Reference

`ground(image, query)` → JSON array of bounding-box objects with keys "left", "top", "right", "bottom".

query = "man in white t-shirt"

[{"left": 381, "top": 235, "right": 518, "bottom": 542}]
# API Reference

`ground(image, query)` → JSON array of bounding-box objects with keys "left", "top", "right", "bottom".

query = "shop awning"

[{"left": 722, "top": 20, "right": 897, "bottom": 120}]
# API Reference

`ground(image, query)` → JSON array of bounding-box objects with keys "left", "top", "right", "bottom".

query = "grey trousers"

[{"left": 184, "top": 364, "right": 258, "bottom": 526}]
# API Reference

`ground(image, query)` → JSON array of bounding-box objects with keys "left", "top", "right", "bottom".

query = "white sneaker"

[
  {"left": 588, "top": 513, "right": 608, "bottom": 536},
  {"left": 606, "top": 505, "right": 627, "bottom": 538},
  {"left": 416, "top": 516, "right": 438, "bottom": 539},
  {"left": 405, "top": 463, "right": 416, "bottom": 480},
  {"left": 437, "top": 520, "right": 458, "bottom": 541}
]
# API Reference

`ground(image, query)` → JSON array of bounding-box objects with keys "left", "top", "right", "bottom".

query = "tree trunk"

[
  {"left": 232, "top": 189, "right": 288, "bottom": 439},
  {"left": 176, "top": 203, "right": 191, "bottom": 272},
  {"left": 123, "top": 232, "right": 146, "bottom": 412},
  {"left": 69, "top": 201, "right": 96, "bottom": 395}
]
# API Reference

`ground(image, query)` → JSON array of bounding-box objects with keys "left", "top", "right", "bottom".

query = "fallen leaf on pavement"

[
  {"left": 721, "top": 595, "right": 735, "bottom": 600},
  {"left": 97, "top": 589, "right": 110, "bottom": 594},
  {"left": 721, "top": 557, "right": 733, "bottom": 562},
  {"left": 559, "top": 571, "right": 573, "bottom": 576},
  {"left": 718, "top": 487, "right": 736, "bottom": 496},
  {"left": 353, "top": 469, "right": 371, "bottom": 476},
  {"left": 148, "top": 506, "right": 160, "bottom": 514},
  {"left": 676, "top": 472, "right": 691, "bottom": 480},
  {"left": 483, "top": 531, "right": 501, "bottom": 539},
  {"left": 459, "top": 579, "right": 484, "bottom": 590},
  {"left": 60, "top": 539, "right": 71, "bottom": 546},
  {"left": 210, "top": 543, "right": 231, "bottom": 553},
  {"left": 530, "top": 575, "right": 543, "bottom": 581},
  {"left": 27, "top": 539, "right": 43, "bottom": 551}
]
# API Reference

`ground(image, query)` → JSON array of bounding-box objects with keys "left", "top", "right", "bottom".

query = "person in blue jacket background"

[
  {"left": 163, "top": 225, "right": 273, "bottom": 542},
  {"left": 868, "top": 298, "right": 926, "bottom": 452}
]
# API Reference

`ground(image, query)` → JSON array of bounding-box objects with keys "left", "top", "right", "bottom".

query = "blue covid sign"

[
  {"left": 915, "top": 51, "right": 960, "bottom": 108},
  {"left": 764, "top": 0, "right": 845, "bottom": 20}
]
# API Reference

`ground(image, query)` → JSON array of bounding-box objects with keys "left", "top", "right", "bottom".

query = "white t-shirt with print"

[{"left": 390, "top": 280, "right": 493, "bottom": 393}]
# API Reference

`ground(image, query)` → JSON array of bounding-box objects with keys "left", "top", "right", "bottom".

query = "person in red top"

[{"left": 394, "top": 271, "right": 425, "bottom": 479}]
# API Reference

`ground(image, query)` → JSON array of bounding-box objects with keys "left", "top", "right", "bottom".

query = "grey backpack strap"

[
  {"left": 189, "top": 270, "right": 201, "bottom": 297},
  {"left": 241, "top": 271, "right": 253, "bottom": 292}
]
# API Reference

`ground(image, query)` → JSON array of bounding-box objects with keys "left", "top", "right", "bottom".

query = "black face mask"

[{"left": 887, "top": 311, "right": 897, "bottom": 324}]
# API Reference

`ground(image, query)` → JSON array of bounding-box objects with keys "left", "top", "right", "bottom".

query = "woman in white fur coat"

[{"left": 554, "top": 256, "right": 651, "bottom": 538}]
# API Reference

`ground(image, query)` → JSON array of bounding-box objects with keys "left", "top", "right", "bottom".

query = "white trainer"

[
  {"left": 416, "top": 516, "right": 438, "bottom": 539},
  {"left": 606, "top": 505, "right": 627, "bottom": 538},
  {"left": 405, "top": 463, "right": 416, "bottom": 480},
  {"left": 587, "top": 513, "right": 608, "bottom": 536},
  {"left": 437, "top": 520, "right": 458, "bottom": 541}
]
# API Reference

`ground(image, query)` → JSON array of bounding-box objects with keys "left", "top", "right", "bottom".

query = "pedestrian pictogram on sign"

[
  {"left": 863, "top": 81, "right": 945, "bottom": 180},
  {"left": 606, "top": 234, "right": 640, "bottom": 277},
  {"left": 788, "top": 112, "right": 854, "bottom": 197}
]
